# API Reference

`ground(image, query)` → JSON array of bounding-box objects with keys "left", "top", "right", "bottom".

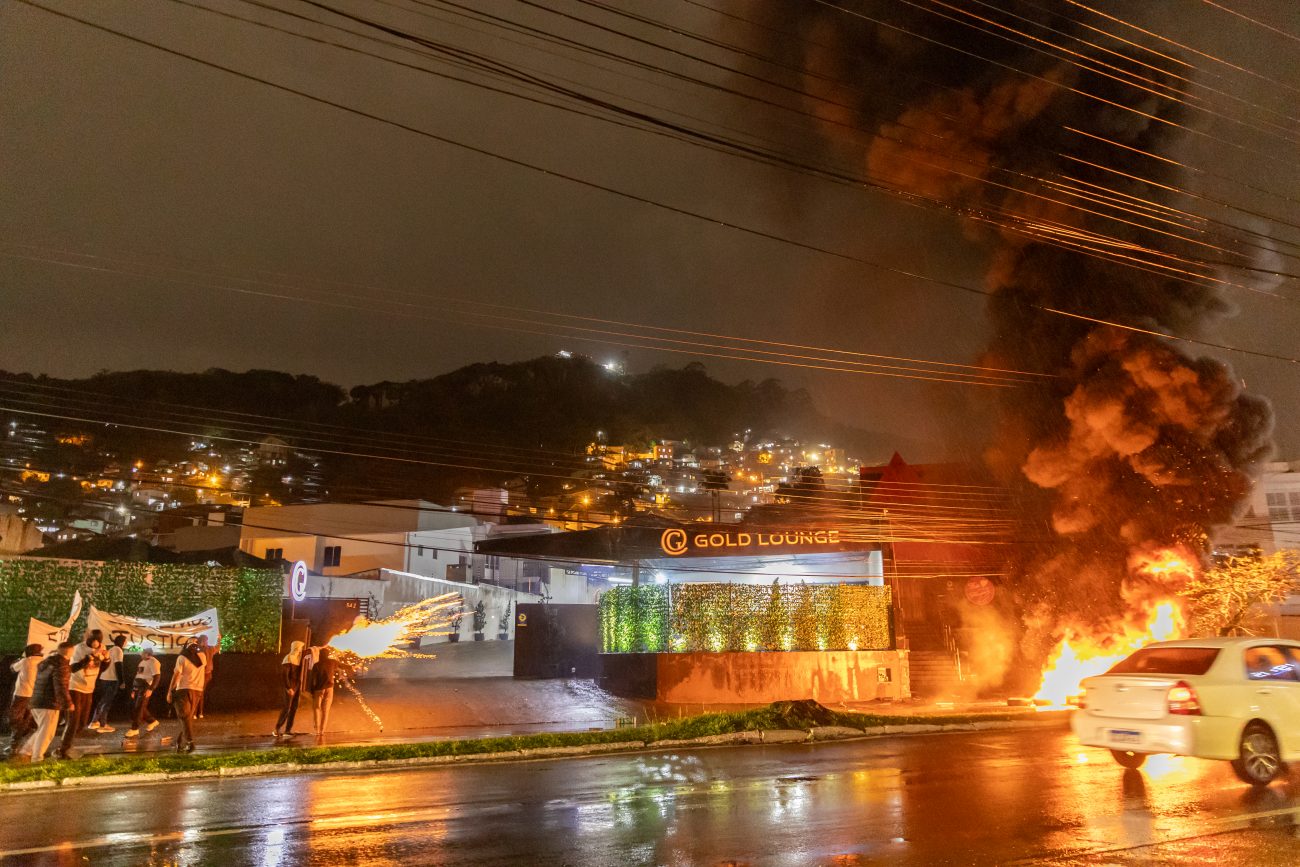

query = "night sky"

[{"left": 2, "top": 0, "right": 1297, "bottom": 460}]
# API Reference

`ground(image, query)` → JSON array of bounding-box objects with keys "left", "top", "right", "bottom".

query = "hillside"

[{"left": 1, "top": 357, "right": 892, "bottom": 499}]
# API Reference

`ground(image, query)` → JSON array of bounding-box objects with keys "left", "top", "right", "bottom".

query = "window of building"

[
  {"left": 416, "top": 545, "right": 425, "bottom": 557},
  {"left": 1266, "top": 491, "right": 1300, "bottom": 523},
  {"left": 265, "top": 547, "right": 283, "bottom": 561},
  {"left": 323, "top": 546, "right": 342, "bottom": 568}
]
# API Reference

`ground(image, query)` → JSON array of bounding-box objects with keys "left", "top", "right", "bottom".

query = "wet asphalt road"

[{"left": 0, "top": 728, "right": 1297, "bottom": 866}]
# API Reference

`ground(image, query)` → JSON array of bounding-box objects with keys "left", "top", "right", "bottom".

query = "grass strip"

[{"left": 0, "top": 701, "right": 1044, "bottom": 786}]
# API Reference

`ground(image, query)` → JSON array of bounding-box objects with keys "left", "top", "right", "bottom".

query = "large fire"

[
  {"left": 328, "top": 593, "right": 462, "bottom": 668},
  {"left": 1032, "top": 549, "right": 1195, "bottom": 710}
]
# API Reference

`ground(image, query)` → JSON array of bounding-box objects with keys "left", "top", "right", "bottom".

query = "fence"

[
  {"left": 600, "top": 583, "right": 892, "bottom": 653},
  {"left": 0, "top": 558, "right": 283, "bottom": 653}
]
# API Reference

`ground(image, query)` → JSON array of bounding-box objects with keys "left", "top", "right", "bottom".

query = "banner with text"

[
  {"left": 25, "top": 590, "right": 83, "bottom": 651},
  {"left": 87, "top": 605, "right": 220, "bottom": 653}
]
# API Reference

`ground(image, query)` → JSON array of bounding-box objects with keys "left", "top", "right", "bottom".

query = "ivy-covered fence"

[
  {"left": 600, "top": 583, "right": 892, "bottom": 653},
  {"left": 0, "top": 559, "right": 283, "bottom": 654}
]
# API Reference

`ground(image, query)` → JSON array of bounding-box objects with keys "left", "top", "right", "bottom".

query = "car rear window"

[{"left": 1107, "top": 647, "right": 1221, "bottom": 675}]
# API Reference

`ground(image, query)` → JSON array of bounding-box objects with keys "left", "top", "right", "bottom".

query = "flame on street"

[{"left": 1032, "top": 549, "right": 1194, "bottom": 710}]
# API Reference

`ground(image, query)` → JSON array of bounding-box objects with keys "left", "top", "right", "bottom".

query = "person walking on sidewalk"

[
  {"left": 6, "top": 643, "right": 43, "bottom": 757},
  {"left": 273, "top": 640, "right": 305, "bottom": 738},
  {"left": 124, "top": 647, "right": 162, "bottom": 738},
  {"left": 167, "top": 642, "right": 205, "bottom": 753},
  {"left": 193, "top": 634, "right": 217, "bottom": 719},
  {"left": 90, "top": 635, "right": 127, "bottom": 732},
  {"left": 27, "top": 641, "right": 74, "bottom": 762},
  {"left": 61, "top": 630, "right": 108, "bottom": 758},
  {"left": 308, "top": 646, "right": 343, "bottom": 738}
]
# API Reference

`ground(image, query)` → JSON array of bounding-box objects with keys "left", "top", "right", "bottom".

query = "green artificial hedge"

[
  {"left": 600, "top": 583, "right": 892, "bottom": 653},
  {"left": 0, "top": 559, "right": 283, "bottom": 653}
]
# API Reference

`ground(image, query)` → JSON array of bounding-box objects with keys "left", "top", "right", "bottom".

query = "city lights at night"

[{"left": 2, "top": 1, "right": 1299, "bottom": 864}]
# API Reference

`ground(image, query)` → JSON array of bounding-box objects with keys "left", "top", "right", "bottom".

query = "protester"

[
  {"left": 28, "top": 641, "right": 75, "bottom": 762},
  {"left": 273, "top": 640, "right": 306, "bottom": 738},
  {"left": 124, "top": 647, "right": 162, "bottom": 738},
  {"left": 90, "top": 634, "right": 127, "bottom": 732},
  {"left": 308, "top": 645, "right": 343, "bottom": 738},
  {"left": 6, "top": 643, "right": 43, "bottom": 757},
  {"left": 61, "top": 630, "right": 108, "bottom": 757},
  {"left": 194, "top": 634, "right": 218, "bottom": 719},
  {"left": 167, "top": 642, "right": 205, "bottom": 753}
]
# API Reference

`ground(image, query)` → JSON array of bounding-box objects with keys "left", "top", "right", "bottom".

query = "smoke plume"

[{"left": 754, "top": 1, "right": 1275, "bottom": 676}]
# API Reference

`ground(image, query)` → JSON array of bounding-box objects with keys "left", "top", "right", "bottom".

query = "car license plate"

[{"left": 1110, "top": 729, "right": 1142, "bottom": 745}]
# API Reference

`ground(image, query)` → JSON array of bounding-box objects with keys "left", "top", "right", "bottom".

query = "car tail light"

[{"left": 1167, "top": 681, "right": 1201, "bottom": 715}]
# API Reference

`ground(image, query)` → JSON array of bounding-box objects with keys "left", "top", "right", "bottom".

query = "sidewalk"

[{"left": 51, "top": 654, "right": 1044, "bottom": 762}]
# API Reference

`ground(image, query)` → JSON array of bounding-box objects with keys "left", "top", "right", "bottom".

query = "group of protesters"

[
  {"left": 6, "top": 629, "right": 218, "bottom": 762},
  {"left": 272, "top": 641, "right": 345, "bottom": 739},
  {"left": 8, "top": 631, "right": 348, "bottom": 762}
]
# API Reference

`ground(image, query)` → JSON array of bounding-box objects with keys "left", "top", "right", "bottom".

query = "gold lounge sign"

[{"left": 660, "top": 527, "right": 841, "bottom": 556}]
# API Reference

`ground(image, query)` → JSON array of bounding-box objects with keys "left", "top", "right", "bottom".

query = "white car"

[{"left": 1071, "top": 637, "right": 1300, "bottom": 785}]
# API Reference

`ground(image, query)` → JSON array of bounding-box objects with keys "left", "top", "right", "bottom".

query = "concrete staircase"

[
  {"left": 908, "top": 650, "right": 963, "bottom": 698},
  {"left": 902, "top": 623, "right": 964, "bottom": 698}
]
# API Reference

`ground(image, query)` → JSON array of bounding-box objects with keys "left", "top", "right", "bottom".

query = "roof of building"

[{"left": 21, "top": 537, "right": 274, "bottom": 567}]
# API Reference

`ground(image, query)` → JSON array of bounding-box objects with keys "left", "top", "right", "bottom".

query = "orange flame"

[
  {"left": 328, "top": 593, "right": 462, "bottom": 666},
  {"left": 1031, "top": 549, "right": 1194, "bottom": 709}
]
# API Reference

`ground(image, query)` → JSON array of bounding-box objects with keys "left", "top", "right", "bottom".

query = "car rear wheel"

[
  {"left": 1231, "top": 723, "right": 1282, "bottom": 786},
  {"left": 1110, "top": 749, "right": 1146, "bottom": 769}
]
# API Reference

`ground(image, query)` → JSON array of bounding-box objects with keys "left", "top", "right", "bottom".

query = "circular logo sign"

[
  {"left": 660, "top": 528, "right": 688, "bottom": 556},
  {"left": 964, "top": 576, "right": 995, "bottom": 607},
  {"left": 517, "top": 613, "right": 527, "bottom": 625},
  {"left": 291, "top": 561, "right": 309, "bottom": 602}
]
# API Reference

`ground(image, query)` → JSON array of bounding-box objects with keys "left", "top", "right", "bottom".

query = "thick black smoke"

[{"left": 751, "top": 0, "right": 1275, "bottom": 678}]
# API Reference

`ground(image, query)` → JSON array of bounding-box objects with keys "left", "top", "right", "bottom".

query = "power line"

[{"left": 14, "top": 0, "right": 1300, "bottom": 369}]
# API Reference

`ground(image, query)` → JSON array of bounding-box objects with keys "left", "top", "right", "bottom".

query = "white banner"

[
  {"left": 25, "top": 590, "right": 83, "bottom": 651},
  {"left": 86, "top": 605, "right": 220, "bottom": 653}
]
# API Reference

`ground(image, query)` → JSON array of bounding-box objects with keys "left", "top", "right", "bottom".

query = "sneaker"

[
  {"left": 146, "top": 721, "right": 160, "bottom": 732},
  {"left": 124, "top": 729, "right": 140, "bottom": 738},
  {"left": 97, "top": 725, "right": 116, "bottom": 734},
  {"left": 86, "top": 722, "right": 101, "bottom": 731}
]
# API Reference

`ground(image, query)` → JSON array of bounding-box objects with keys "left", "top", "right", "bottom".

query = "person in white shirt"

[
  {"left": 167, "top": 643, "right": 206, "bottom": 753},
  {"left": 125, "top": 647, "right": 162, "bottom": 738},
  {"left": 90, "top": 635, "right": 127, "bottom": 732},
  {"left": 61, "top": 630, "right": 108, "bottom": 758},
  {"left": 6, "top": 643, "right": 43, "bottom": 756}
]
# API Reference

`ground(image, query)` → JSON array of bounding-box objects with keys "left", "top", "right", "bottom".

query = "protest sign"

[
  {"left": 87, "top": 605, "right": 220, "bottom": 652},
  {"left": 25, "top": 590, "right": 83, "bottom": 651}
]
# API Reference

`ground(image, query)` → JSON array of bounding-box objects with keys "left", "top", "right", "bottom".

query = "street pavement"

[
  {"left": 1, "top": 727, "right": 1296, "bottom": 865},
  {"left": 51, "top": 642, "right": 1013, "bottom": 760}
]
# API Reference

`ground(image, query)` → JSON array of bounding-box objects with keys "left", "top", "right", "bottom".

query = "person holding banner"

[
  {"left": 28, "top": 641, "right": 74, "bottom": 762},
  {"left": 167, "top": 643, "right": 205, "bottom": 753},
  {"left": 6, "top": 644, "right": 43, "bottom": 757},
  {"left": 61, "top": 630, "right": 108, "bottom": 758}
]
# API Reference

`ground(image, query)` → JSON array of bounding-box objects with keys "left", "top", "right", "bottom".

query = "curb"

[{"left": 0, "top": 716, "right": 1068, "bottom": 794}]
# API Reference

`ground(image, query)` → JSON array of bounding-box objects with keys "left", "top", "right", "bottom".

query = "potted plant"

[
  {"left": 472, "top": 600, "right": 487, "bottom": 641},
  {"left": 447, "top": 611, "right": 462, "bottom": 643},
  {"left": 498, "top": 601, "right": 512, "bottom": 641}
]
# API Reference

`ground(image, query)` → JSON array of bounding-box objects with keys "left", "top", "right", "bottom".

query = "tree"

[{"left": 1181, "top": 551, "right": 1299, "bottom": 637}]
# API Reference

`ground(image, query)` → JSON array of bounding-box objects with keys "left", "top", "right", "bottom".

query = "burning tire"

[
  {"left": 1231, "top": 723, "right": 1283, "bottom": 786},
  {"left": 1109, "top": 750, "right": 1146, "bottom": 770}
]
